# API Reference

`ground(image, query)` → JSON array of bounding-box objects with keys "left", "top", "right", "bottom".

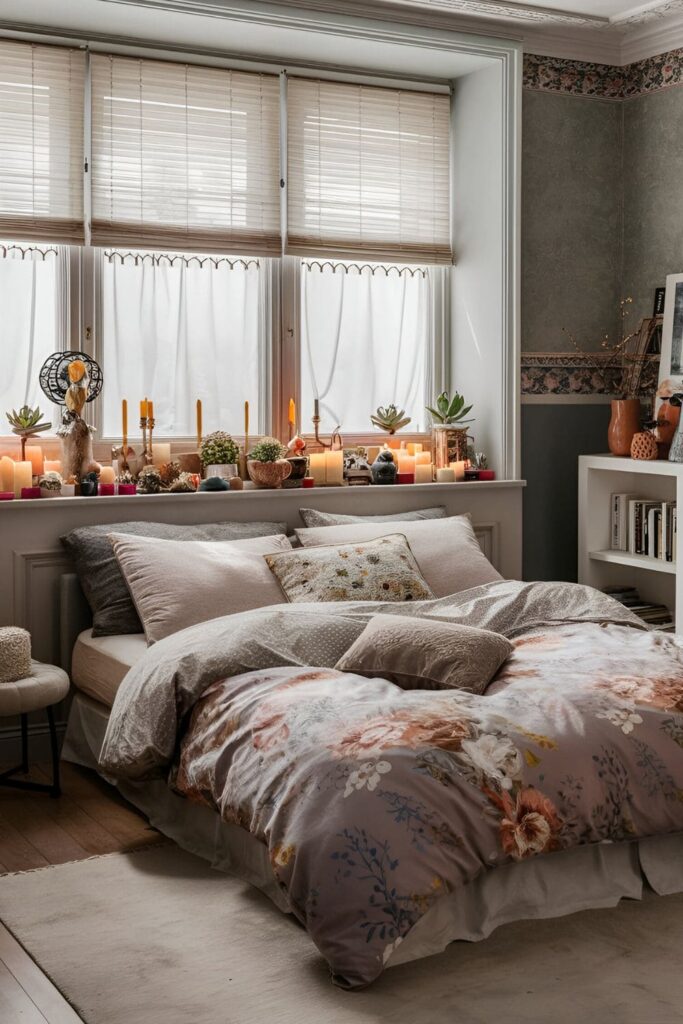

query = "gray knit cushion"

[
  {"left": 299, "top": 506, "right": 447, "bottom": 527},
  {"left": 0, "top": 627, "right": 32, "bottom": 684},
  {"left": 62, "top": 520, "right": 288, "bottom": 637},
  {"left": 335, "top": 614, "right": 513, "bottom": 692}
]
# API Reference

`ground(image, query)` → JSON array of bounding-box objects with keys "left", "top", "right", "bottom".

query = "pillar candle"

[
  {"left": 0, "top": 456, "right": 14, "bottom": 493},
  {"left": 414, "top": 463, "right": 433, "bottom": 484},
  {"left": 436, "top": 467, "right": 456, "bottom": 482},
  {"left": 152, "top": 443, "right": 172, "bottom": 467},
  {"left": 309, "top": 453, "right": 326, "bottom": 485},
  {"left": 450, "top": 461, "right": 466, "bottom": 481},
  {"left": 122, "top": 399, "right": 128, "bottom": 451},
  {"left": 415, "top": 451, "right": 431, "bottom": 465},
  {"left": 44, "top": 459, "right": 62, "bottom": 475},
  {"left": 13, "top": 461, "right": 33, "bottom": 498},
  {"left": 366, "top": 446, "right": 380, "bottom": 466},
  {"left": 25, "top": 446, "right": 43, "bottom": 476},
  {"left": 406, "top": 443, "right": 423, "bottom": 456},
  {"left": 325, "top": 450, "right": 344, "bottom": 486},
  {"left": 196, "top": 399, "right": 202, "bottom": 449},
  {"left": 244, "top": 400, "right": 250, "bottom": 457},
  {"left": 99, "top": 466, "right": 116, "bottom": 484},
  {"left": 397, "top": 453, "right": 416, "bottom": 475}
]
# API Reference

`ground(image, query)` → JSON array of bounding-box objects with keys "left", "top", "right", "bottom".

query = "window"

[
  {"left": 300, "top": 260, "right": 446, "bottom": 434},
  {"left": 99, "top": 250, "right": 270, "bottom": 437},
  {"left": 0, "top": 243, "right": 66, "bottom": 430}
]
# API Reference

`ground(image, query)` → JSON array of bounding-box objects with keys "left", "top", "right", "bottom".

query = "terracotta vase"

[
  {"left": 247, "top": 459, "right": 292, "bottom": 489},
  {"left": 607, "top": 399, "right": 641, "bottom": 457},
  {"left": 654, "top": 398, "right": 681, "bottom": 458}
]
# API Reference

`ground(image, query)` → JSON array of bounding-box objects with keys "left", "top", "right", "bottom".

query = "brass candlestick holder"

[
  {"left": 140, "top": 416, "right": 153, "bottom": 465},
  {"left": 312, "top": 399, "right": 343, "bottom": 451}
]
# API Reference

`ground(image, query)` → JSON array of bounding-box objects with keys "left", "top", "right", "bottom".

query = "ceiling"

[{"left": 0, "top": 0, "right": 681, "bottom": 65}]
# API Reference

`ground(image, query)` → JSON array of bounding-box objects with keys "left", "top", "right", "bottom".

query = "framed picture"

[{"left": 658, "top": 273, "right": 683, "bottom": 393}]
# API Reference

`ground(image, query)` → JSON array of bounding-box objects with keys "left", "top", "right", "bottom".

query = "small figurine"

[
  {"left": 371, "top": 449, "right": 397, "bottom": 485},
  {"left": 344, "top": 448, "right": 372, "bottom": 486}
]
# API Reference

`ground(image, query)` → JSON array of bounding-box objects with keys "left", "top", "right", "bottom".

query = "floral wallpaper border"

[
  {"left": 523, "top": 50, "right": 683, "bottom": 100},
  {"left": 521, "top": 352, "right": 659, "bottom": 397}
]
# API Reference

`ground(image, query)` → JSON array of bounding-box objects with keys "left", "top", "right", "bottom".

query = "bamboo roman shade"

[
  {"left": 0, "top": 40, "right": 85, "bottom": 244},
  {"left": 286, "top": 77, "right": 452, "bottom": 264},
  {"left": 90, "top": 55, "right": 281, "bottom": 254}
]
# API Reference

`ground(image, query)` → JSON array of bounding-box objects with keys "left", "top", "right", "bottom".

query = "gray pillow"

[
  {"left": 61, "top": 520, "right": 288, "bottom": 637},
  {"left": 299, "top": 506, "right": 447, "bottom": 527},
  {"left": 335, "top": 614, "right": 513, "bottom": 692}
]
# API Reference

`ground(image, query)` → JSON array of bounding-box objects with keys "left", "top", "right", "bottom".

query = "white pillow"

[
  {"left": 109, "top": 532, "right": 292, "bottom": 644},
  {"left": 295, "top": 515, "right": 500, "bottom": 598}
]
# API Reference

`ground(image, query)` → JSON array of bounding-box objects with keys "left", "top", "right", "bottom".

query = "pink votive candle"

[
  {"left": 302, "top": 477, "right": 315, "bottom": 488},
  {"left": 21, "top": 487, "right": 41, "bottom": 499},
  {"left": 396, "top": 473, "right": 415, "bottom": 485},
  {"left": 0, "top": 491, "right": 14, "bottom": 501},
  {"left": 117, "top": 483, "right": 137, "bottom": 496},
  {"left": 98, "top": 483, "right": 116, "bottom": 496}
]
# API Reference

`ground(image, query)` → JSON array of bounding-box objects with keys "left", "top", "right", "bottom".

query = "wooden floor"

[{"left": 0, "top": 760, "right": 165, "bottom": 1023}]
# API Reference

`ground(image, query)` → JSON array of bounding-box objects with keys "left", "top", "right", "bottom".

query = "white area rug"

[{"left": 0, "top": 845, "right": 682, "bottom": 1024}]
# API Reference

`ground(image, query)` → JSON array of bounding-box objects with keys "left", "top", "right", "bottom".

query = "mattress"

[{"left": 71, "top": 629, "right": 147, "bottom": 707}]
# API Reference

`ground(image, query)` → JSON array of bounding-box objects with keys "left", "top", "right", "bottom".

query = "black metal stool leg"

[
  {"left": 20, "top": 713, "right": 28, "bottom": 773},
  {"left": 47, "top": 705, "right": 61, "bottom": 798}
]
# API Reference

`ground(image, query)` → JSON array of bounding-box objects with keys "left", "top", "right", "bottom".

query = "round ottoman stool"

[{"left": 0, "top": 662, "right": 70, "bottom": 797}]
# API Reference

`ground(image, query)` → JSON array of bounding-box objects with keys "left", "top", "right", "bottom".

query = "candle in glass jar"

[
  {"left": 99, "top": 466, "right": 116, "bottom": 485},
  {"left": 25, "top": 446, "right": 43, "bottom": 476},
  {"left": 414, "top": 463, "right": 433, "bottom": 484},
  {"left": 13, "top": 461, "right": 33, "bottom": 497},
  {"left": 0, "top": 456, "right": 14, "bottom": 493},
  {"left": 309, "top": 453, "right": 326, "bottom": 485},
  {"left": 325, "top": 450, "right": 344, "bottom": 486},
  {"left": 435, "top": 467, "right": 456, "bottom": 483},
  {"left": 450, "top": 461, "right": 466, "bottom": 481}
]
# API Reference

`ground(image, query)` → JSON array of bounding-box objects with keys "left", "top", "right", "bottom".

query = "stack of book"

[
  {"left": 611, "top": 493, "right": 677, "bottom": 561},
  {"left": 603, "top": 585, "right": 675, "bottom": 632}
]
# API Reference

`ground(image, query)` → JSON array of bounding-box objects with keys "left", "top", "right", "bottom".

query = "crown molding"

[{"left": 620, "top": 9, "right": 683, "bottom": 62}]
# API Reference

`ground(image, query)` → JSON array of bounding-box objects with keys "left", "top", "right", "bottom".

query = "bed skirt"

[{"left": 62, "top": 691, "right": 683, "bottom": 970}]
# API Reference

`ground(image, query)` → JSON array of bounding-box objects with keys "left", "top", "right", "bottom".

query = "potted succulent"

[
  {"left": 426, "top": 391, "right": 474, "bottom": 469},
  {"left": 200, "top": 431, "right": 239, "bottom": 481},
  {"left": 247, "top": 437, "right": 292, "bottom": 488},
  {"left": 370, "top": 404, "right": 411, "bottom": 435},
  {"left": 38, "top": 471, "right": 62, "bottom": 498}
]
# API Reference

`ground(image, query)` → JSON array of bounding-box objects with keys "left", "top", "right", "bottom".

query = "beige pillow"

[
  {"left": 265, "top": 534, "right": 435, "bottom": 604},
  {"left": 335, "top": 613, "right": 513, "bottom": 692},
  {"left": 299, "top": 506, "right": 447, "bottom": 527},
  {"left": 109, "top": 532, "right": 292, "bottom": 644},
  {"left": 295, "top": 515, "right": 501, "bottom": 598}
]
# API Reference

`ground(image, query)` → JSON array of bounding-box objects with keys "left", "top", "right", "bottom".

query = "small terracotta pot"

[
  {"left": 247, "top": 459, "right": 293, "bottom": 489},
  {"left": 608, "top": 399, "right": 641, "bottom": 457}
]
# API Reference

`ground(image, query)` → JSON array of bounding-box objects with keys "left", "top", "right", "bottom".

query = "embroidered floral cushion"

[
  {"left": 265, "top": 534, "right": 434, "bottom": 604},
  {"left": 335, "top": 613, "right": 513, "bottom": 692}
]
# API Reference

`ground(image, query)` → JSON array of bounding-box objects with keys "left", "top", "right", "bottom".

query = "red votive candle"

[
  {"left": 21, "top": 487, "right": 41, "bottom": 499},
  {"left": 117, "top": 483, "right": 137, "bottom": 496},
  {"left": 0, "top": 491, "right": 14, "bottom": 501},
  {"left": 396, "top": 473, "right": 415, "bottom": 485},
  {"left": 302, "top": 477, "right": 315, "bottom": 488},
  {"left": 99, "top": 483, "right": 116, "bottom": 496},
  {"left": 478, "top": 470, "right": 496, "bottom": 481}
]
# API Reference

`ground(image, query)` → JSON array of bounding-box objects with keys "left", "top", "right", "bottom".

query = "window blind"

[
  {"left": 0, "top": 40, "right": 85, "bottom": 244},
  {"left": 91, "top": 54, "right": 281, "bottom": 255},
  {"left": 286, "top": 77, "right": 452, "bottom": 264}
]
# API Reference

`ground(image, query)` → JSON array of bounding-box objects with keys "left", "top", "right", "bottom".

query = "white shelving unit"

[{"left": 578, "top": 454, "right": 683, "bottom": 632}]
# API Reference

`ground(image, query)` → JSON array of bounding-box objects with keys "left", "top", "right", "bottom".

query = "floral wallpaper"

[
  {"left": 523, "top": 49, "right": 683, "bottom": 100},
  {"left": 521, "top": 352, "right": 659, "bottom": 397}
]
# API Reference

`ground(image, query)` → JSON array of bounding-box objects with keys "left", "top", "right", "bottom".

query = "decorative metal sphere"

[{"left": 38, "top": 351, "right": 103, "bottom": 405}]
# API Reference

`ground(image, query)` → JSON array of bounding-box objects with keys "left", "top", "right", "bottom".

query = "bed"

[{"left": 59, "top": 564, "right": 683, "bottom": 989}]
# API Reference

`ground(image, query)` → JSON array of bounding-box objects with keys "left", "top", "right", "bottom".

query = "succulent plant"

[
  {"left": 249, "top": 436, "right": 287, "bottom": 463},
  {"left": 6, "top": 404, "right": 52, "bottom": 459},
  {"left": 426, "top": 391, "right": 473, "bottom": 426},
  {"left": 169, "top": 471, "right": 197, "bottom": 493},
  {"left": 137, "top": 465, "right": 163, "bottom": 494},
  {"left": 200, "top": 431, "right": 240, "bottom": 468},
  {"left": 38, "top": 471, "right": 62, "bottom": 492},
  {"left": 370, "top": 404, "right": 411, "bottom": 434}
]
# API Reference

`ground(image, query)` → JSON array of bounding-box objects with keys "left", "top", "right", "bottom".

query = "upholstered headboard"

[{"left": 59, "top": 573, "right": 92, "bottom": 673}]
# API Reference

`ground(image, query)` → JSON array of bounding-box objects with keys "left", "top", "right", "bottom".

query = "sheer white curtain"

[
  {"left": 300, "top": 262, "right": 446, "bottom": 433},
  {"left": 0, "top": 244, "right": 66, "bottom": 431},
  {"left": 100, "top": 252, "right": 270, "bottom": 437}
]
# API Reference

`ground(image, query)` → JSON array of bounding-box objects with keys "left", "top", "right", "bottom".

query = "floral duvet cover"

[{"left": 99, "top": 582, "right": 683, "bottom": 987}]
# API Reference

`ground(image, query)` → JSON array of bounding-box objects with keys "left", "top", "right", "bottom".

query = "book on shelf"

[
  {"left": 603, "top": 586, "right": 674, "bottom": 631},
  {"left": 612, "top": 494, "right": 677, "bottom": 561}
]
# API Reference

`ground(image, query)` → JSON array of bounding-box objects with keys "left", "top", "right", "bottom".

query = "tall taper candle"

[
  {"left": 122, "top": 399, "right": 128, "bottom": 452},
  {"left": 244, "top": 400, "right": 249, "bottom": 453},
  {"left": 196, "top": 399, "right": 202, "bottom": 450}
]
